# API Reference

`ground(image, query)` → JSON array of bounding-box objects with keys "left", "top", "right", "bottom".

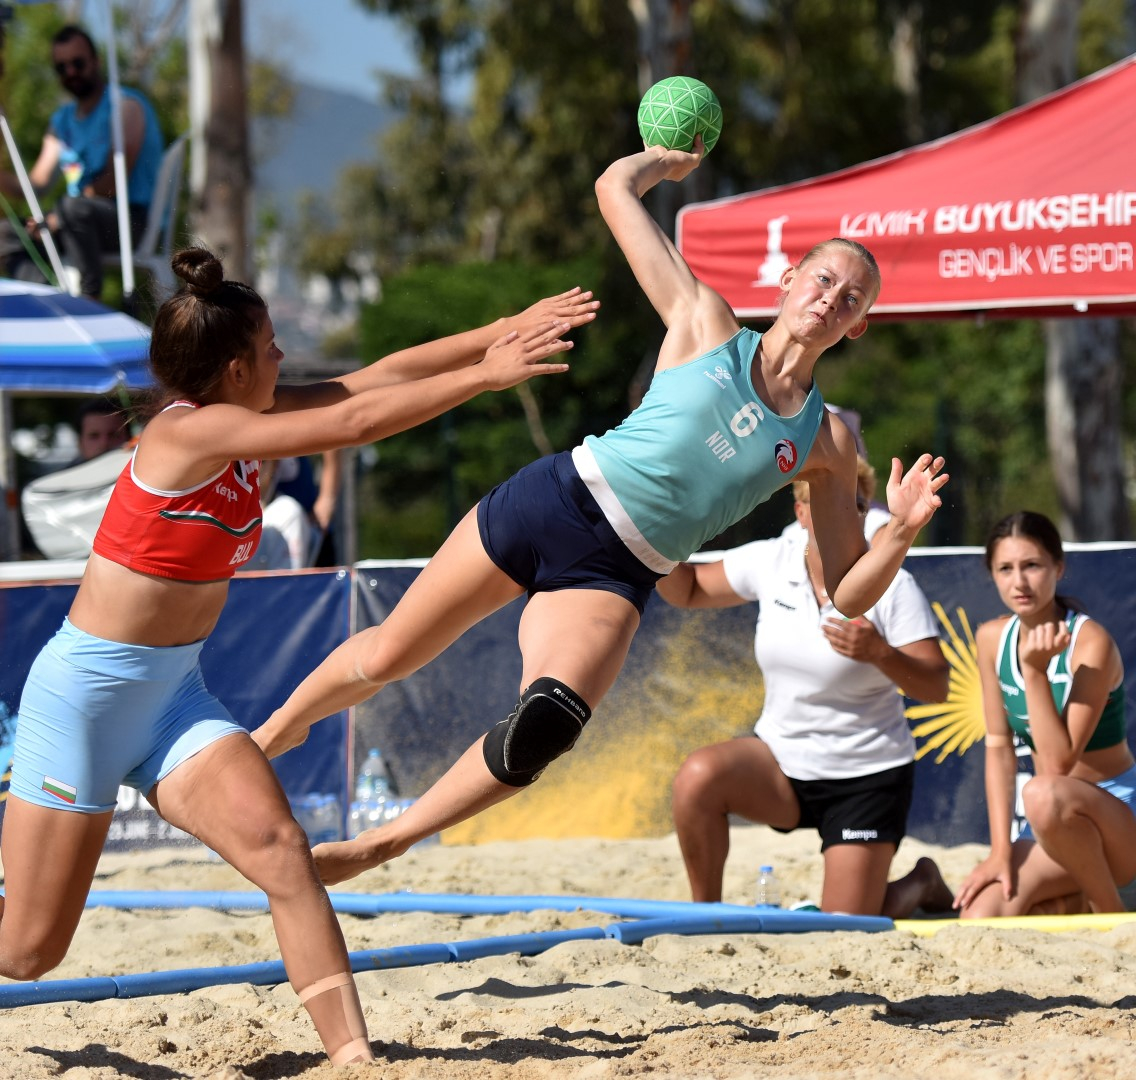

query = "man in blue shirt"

[{"left": 0, "top": 24, "right": 164, "bottom": 300}]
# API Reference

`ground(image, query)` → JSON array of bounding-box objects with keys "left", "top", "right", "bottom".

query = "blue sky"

[
  {"left": 245, "top": 0, "right": 418, "bottom": 102},
  {"left": 73, "top": 0, "right": 418, "bottom": 103}
]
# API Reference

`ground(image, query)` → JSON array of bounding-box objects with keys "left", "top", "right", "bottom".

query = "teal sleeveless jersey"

[
  {"left": 576, "top": 328, "right": 824, "bottom": 567},
  {"left": 996, "top": 611, "right": 1127, "bottom": 751}
]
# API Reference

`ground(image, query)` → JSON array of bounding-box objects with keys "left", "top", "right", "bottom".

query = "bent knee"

[
  {"left": 1021, "top": 774, "right": 1070, "bottom": 828},
  {"left": 672, "top": 750, "right": 726, "bottom": 807},
  {"left": 56, "top": 194, "right": 99, "bottom": 228},
  {"left": 232, "top": 814, "right": 315, "bottom": 885},
  {"left": 259, "top": 813, "right": 313, "bottom": 858},
  {"left": 0, "top": 940, "right": 68, "bottom": 981}
]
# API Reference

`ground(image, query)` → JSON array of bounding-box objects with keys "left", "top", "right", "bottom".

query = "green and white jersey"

[{"left": 996, "top": 611, "right": 1127, "bottom": 751}]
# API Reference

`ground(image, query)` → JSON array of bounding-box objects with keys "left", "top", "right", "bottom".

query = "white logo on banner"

[{"left": 753, "top": 215, "right": 791, "bottom": 286}]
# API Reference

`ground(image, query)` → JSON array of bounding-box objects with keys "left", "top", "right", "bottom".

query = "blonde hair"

[{"left": 793, "top": 457, "right": 877, "bottom": 508}]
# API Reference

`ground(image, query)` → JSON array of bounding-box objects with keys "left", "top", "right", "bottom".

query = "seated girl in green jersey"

[{"left": 955, "top": 510, "right": 1136, "bottom": 917}]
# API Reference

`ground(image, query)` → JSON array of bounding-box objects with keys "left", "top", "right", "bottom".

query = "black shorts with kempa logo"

[{"left": 773, "top": 760, "right": 915, "bottom": 852}]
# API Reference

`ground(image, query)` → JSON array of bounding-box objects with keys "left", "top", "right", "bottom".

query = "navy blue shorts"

[
  {"left": 774, "top": 761, "right": 915, "bottom": 852},
  {"left": 476, "top": 451, "right": 663, "bottom": 615}
]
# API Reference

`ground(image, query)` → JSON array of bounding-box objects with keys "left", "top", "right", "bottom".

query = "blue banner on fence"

[
  {"left": 351, "top": 545, "right": 1136, "bottom": 848},
  {"left": 3, "top": 544, "right": 1132, "bottom": 852},
  {"left": 0, "top": 570, "right": 352, "bottom": 850}
]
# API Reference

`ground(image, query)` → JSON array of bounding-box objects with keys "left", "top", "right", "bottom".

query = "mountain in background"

[
  {"left": 251, "top": 80, "right": 395, "bottom": 371},
  {"left": 252, "top": 80, "right": 395, "bottom": 223}
]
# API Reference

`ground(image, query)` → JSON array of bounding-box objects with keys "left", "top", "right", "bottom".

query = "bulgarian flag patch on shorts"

[{"left": 42, "top": 776, "right": 77, "bottom": 804}]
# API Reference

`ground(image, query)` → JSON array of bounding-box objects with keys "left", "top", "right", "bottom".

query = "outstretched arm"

[
  {"left": 594, "top": 142, "right": 738, "bottom": 369},
  {"left": 158, "top": 320, "right": 577, "bottom": 470},
  {"left": 277, "top": 288, "right": 600, "bottom": 411},
  {"left": 655, "top": 559, "right": 746, "bottom": 609},
  {"left": 806, "top": 418, "right": 947, "bottom": 619}
]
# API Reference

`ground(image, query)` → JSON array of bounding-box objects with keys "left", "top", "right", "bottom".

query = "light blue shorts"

[
  {"left": 1019, "top": 762, "right": 1136, "bottom": 842},
  {"left": 10, "top": 619, "right": 245, "bottom": 813}
]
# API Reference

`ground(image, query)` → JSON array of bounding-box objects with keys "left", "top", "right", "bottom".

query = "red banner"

[{"left": 677, "top": 56, "right": 1136, "bottom": 320}]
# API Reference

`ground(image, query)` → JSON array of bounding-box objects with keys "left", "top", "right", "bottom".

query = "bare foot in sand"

[
  {"left": 1028, "top": 892, "right": 1089, "bottom": 916},
  {"left": 883, "top": 856, "right": 956, "bottom": 919}
]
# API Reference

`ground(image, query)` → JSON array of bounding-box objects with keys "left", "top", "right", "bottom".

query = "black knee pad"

[{"left": 483, "top": 676, "right": 592, "bottom": 787}]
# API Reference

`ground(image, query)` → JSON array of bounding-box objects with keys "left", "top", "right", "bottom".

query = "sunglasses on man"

[{"left": 54, "top": 57, "right": 89, "bottom": 76}]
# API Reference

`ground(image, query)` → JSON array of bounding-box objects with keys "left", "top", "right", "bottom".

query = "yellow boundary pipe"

[{"left": 894, "top": 912, "right": 1136, "bottom": 936}]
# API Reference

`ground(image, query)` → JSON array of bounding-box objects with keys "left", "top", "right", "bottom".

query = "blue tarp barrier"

[
  {"left": 0, "top": 570, "right": 352, "bottom": 849},
  {"left": 2, "top": 545, "right": 1134, "bottom": 850}
]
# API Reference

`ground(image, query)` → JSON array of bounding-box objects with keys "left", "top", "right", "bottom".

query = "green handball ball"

[{"left": 637, "top": 76, "right": 723, "bottom": 154}]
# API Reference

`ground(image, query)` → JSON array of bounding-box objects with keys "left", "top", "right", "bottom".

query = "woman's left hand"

[
  {"left": 1019, "top": 619, "right": 1071, "bottom": 673},
  {"left": 885, "top": 454, "right": 949, "bottom": 531}
]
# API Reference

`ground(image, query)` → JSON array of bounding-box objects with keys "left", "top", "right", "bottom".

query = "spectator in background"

[
  {"left": 242, "top": 459, "right": 319, "bottom": 573},
  {"left": 0, "top": 24, "right": 165, "bottom": 301},
  {"left": 68, "top": 397, "right": 128, "bottom": 465},
  {"left": 660, "top": 459, "right": 954, "bottom": 917},
  {"left": 273, "top": 451, "right": 344, "bottom": 565},
  {"left": 955, "top": 510, "right": 1136, "bottom": 917}
]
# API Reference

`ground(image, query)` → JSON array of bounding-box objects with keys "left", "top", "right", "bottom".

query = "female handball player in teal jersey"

[{"left": 254, "top": 138, "right": 949, "bottom": 885}]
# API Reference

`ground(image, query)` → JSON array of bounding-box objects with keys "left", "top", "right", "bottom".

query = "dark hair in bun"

[
  {"left": 147, "top": 246, "right": 267, "bottom": 407},
  {"left": 171, "top": 246, "right": 225, "bottom": 297}
]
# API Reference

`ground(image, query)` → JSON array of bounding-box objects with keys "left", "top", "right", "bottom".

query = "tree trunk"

[
  {"left": 626, "top": 0, "right": 698, "bottom": 227},
  {"left": 1044, "top": 318, "right": 1128, "bottom": 538},
  {"left": 888, "top": 2, "right": 924, "bottom": 145},
  {"left": 1017, "top": 0, "right": 1129, "bottom": 539},
  {"left": 188, "top": 0, "right": 251, "bottom": 281}
]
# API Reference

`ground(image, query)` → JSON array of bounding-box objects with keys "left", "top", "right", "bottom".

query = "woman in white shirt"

[{"left": 658, "top": 459, "right": 952, "bottom": 916}]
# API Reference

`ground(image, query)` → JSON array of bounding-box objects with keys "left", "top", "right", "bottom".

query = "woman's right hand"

[
  {"left": 479, "top": 321, "right": 574, "bottom": 390},
  {"left": 953, "top": 851, "right": 1015, "bottom": 911},
  {"left": 644, "top": 136, "right": 706, "bottom": 184}
]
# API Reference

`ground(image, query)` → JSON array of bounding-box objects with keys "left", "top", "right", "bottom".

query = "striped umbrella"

[
  {"left": 0, "top": 279, "right": 152, "bottom": 558},
  {"left": 0, "top": 279, "right": 151, "bottom": 392}
]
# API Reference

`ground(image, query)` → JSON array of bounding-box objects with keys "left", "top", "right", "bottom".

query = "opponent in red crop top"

[{"left": 92, "top": 401, "right": 263, "bottom": 581}]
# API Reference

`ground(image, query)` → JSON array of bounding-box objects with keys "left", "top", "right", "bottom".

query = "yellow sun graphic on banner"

[{"left": 905, "top": 602, "right": 987, "bottom": 763}]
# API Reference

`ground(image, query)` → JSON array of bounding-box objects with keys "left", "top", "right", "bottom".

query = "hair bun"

[{"left": 171, "top": 246, "right": 224, "bottom": 297}]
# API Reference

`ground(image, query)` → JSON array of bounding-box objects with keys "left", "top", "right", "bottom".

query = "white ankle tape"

[
  {"left": 297, "top": 972, "right": 352, "bottom": 1004},
  {"left": 297, "top": 971, "right": 373, "bottom": 1064},
  {"left": 330, "top": 1036, "right": 374, "bottom": 1065}
]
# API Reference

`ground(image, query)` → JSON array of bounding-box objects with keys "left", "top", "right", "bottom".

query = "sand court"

[{"left": 1, "top": 825, "right": 1134, "bottom": 1079}]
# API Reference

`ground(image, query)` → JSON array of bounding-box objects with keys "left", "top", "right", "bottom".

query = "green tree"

[{"left": 328, "top": 0, "right": 1134, "bottom": 556}]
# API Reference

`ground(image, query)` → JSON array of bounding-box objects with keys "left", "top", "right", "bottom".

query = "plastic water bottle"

[
  {"left": 355, "top": 747, "right": 393, "bottom": 802},
  {"left": 756, "top": 865, "right": 781, "bottom": 908},
  {"left": 291, "top": 793, "right": 343, "bottom": 845},
  {"left": 348, "top": 797, "right": 386, "bottom": 839},
  {"left": 350, "top": 749, "right": 397, "bottom": 839}
]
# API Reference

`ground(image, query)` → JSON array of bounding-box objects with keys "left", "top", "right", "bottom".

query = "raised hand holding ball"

[{"left": 637, "top": 76, "right": 723, "bottom": 154}]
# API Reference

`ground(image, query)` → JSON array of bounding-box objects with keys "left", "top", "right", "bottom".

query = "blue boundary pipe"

[
  {"left": 81, "top": 889, "right": 770, "bottom": 919},
  {"left": 0, "top": 893, "right": 892, "bottom": 1009}
]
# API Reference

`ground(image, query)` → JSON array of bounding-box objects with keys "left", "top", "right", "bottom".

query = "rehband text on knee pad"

[{"left": 483, "top": 676, "right": 592, "bottom": 786}]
